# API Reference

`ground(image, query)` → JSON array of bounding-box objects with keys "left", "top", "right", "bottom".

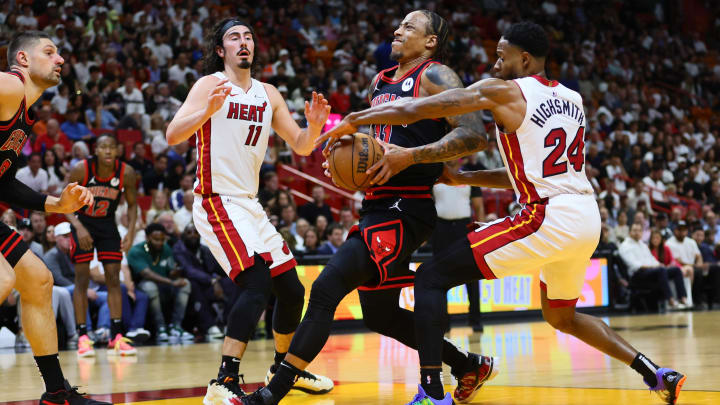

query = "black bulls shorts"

[
  {"left": 70, "top": 218, "right": 122, "bottom": 264},
  {"left": 0, "top": 222, "right": 29, "bottom": 267},
  {"left": 351, "top": 197, "right": 436, "bottom": 291}
]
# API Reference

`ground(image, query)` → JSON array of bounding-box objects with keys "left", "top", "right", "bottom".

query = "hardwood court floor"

[{"left": 1, "top": 311, "right": 719, "bottom": 404}]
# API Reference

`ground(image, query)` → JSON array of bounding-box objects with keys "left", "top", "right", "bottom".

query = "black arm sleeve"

[{"left": 0, "top": 178, "right": 48, "bottom": 211}]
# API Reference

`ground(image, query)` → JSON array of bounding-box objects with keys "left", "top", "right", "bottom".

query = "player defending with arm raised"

[
  {"left": 65, "top": 134, "right": 139, "bottom": 356},
  {"left": 325, "top": 22, "right": 686, "bottom": 405},
  {"left": 0, "top": 31, "right": 109, "bottom": 405},
  {"left": 166, "top": 18, "right": 333, "bottom": 405}
]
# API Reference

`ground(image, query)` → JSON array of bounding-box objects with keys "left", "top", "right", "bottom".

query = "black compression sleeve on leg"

[
  {"left": 270, "top": 268, "right": 305, "bottom": 334},
  {"left": 288, "top": 237, "right": 374, "bottom": 362},
  {"left": 225, "top": 257, "right": 272, "bottom": 343},
  {"left": 414, "top": 237, "right": 481, "bottom": 368}
]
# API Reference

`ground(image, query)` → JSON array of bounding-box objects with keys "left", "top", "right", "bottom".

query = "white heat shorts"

[
  {"left": 468, "top": 193, "right": 601, "bottom": 307},
  {"left": 193, "top": 194, "right": 296, "bottom": 281}
]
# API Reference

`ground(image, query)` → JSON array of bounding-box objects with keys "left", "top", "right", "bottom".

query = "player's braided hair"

[
  {"left": 202, "top": 18, "right": 256, "bottom": 75},
  {"left": 418, "top": 10, "right": 450, "bottom": 63},
  {"left": 503, "top": 21, "right": 549, "bottom": 58}
]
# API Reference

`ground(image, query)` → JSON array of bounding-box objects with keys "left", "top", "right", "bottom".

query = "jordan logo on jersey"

[
  {"left": 226, "top": 101, "right": 267, "bottom": 123},
  {"left": 0, "top": 129, "right": 27, "bottom": 156}
]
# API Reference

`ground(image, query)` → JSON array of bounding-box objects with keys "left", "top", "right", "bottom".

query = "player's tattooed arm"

[{"left": 408, "top": 64, "right": 488, "bottom": 164}]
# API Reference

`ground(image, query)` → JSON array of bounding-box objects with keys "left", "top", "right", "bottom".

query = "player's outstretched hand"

[
  {"left": 366, "top": 140, "right": 412, "bottom": 186},
  {"left": 317, "top": 116, "right": 357, "bottom": 156},
  {"left": 306, "top": 91, "right": 332, "bottom": 132},
  {"left": 206, "top": 78, "right": 232, "bottom": 116},
  {"left": 53, "top": 182, "right": 94, "bottom": 213}
]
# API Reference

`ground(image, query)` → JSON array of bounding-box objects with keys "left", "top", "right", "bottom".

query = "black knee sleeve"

[
  {"left": 288, "top": 262, "right": 361, "bottom": 362},
  {"left": 271, "top": 268, "right": 305, "bottom": 334},
  {"left": 225, "top": 258, "right": 272, "bottom": 343}
]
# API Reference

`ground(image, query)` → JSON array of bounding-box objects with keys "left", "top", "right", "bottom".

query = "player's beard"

[
  {"left": 389, "top": 50, "right": 402, "bottom": 61},
  {"left": 238, "top": 60, "right": 252, "bottom": 69}
]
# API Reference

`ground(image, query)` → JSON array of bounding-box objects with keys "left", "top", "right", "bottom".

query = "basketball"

[{"left": 327, "top": 133, "right": 384, "bottom": 191}]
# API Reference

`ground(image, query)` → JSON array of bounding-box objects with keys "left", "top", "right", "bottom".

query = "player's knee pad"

[
  {"left": 226, "top": 260, "right": 273, "bottom": 342},
  {"left": 272, "top": 270, "right": 305, "bottom": 334}
]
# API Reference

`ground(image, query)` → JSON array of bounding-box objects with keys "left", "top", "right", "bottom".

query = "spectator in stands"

[
  {"left": 69, "top": 141, "right": 89, "bottom": 167},
  {"left": 703, "top": 211, "right": 720, "bottom": 244},
  {"left": 665, "top": 221, "right": 699, "bottom": 282},
  {"left": 619, "top": 223, "right": 687, "bottom": 310},
  {"left": 173, "top": 191, "right": 193, "bottom": 233},
  {"left": 30, "top": 211, "right": 48, "bottom": 250},
  {"left": 643, "top": 164, "right": 669, "bottom": 212},
  {"left": 168, "top": 53, "right": 197, "bottom": 85},
  {"left": 258, "top": 171, "right": 280, "bottom": 206},
  {"left": 60, "top": 108, "right": 93, "bottom": 141},
  {"left": 170, "top": 173, "right": 194, "bottom": 211},
  {"left": 292, "top": 218, "right": 310, "bottom": 253},
  {"left": 173, "top": 224, "right": 227, "bottom": 339},
  {"left": 129, "top": 142, "right": 154, "bottom": 177},
  {"left": 692, "top": 228, "right": 720, "bottom": 309},
  {"left": 44, "top": 225, "right": 56, "bottom": 252},
  {"left": 1, "top": 209, "right": 17, "bottom": 229},
  {"left": 609, "top": 210, "right": 630, "bottom": 244},
  {"left": 128, "top": 223, "right": 192, "bottom": 342},
  {"left": 298, "top": 184, "right": 333, "bottom": 225},
  {"left": 155, "top": 211, "right": 180, "bottom": 248},
  {"left": 51, "top": 84, "right": 70, "bottom": 115},
  {"left": 142, "top": 153, "right": 169, "bottom": 194},
  {"left": 329, "top": 80, "right": 351, "bottom": 114},
  {"left": 86, "top": 94, "right": 118, "bottom": 130},
  {"left": 596, "top": 224, "right": 628, "bottom": 304},
  {"left": 302, "top": 227, "right": 320, "bottom": 255},
  {"left": 42, "top": 149, "right": 66, "bottom": 196},
  {"left": 318, "top": 224, "right": 344, "bottom": 255},
  {"left": 146, "top": 189, "right": 172, "bottom": 225},
  {"left": 33, "top": 118, "right": 73, "bottom": 154},
  {"left": 271, "top": 190, "right": 294, "bottom": 217},
  {"left": 279, "top": 204, "right": 298, "bottom": 233},
  {"left": 16, "top": 152, "right": 49, "bottom": 194},
  {"left": 315, "top": 214, "right": 329, "bottom": 242},
  {"left": 120, "top": 76, "right": 146, "bottom": 116},
  {"left": 338, "top": 207, "right": 356, "bottom": 240}
]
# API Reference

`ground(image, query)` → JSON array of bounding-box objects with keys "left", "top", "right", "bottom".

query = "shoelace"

[
  {"left": 51, "top": 385, "right": 86, "bottom": 399},
  {"left": 219, "top": 374, "right": 246, "bottom": 396},
  {"left": 80, "top": 337, "right": 95, "bottom": 349}
]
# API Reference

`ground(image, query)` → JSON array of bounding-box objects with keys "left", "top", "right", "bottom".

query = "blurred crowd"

[{"left": 0, "top": 0, "right": 719, "bottom": 346}]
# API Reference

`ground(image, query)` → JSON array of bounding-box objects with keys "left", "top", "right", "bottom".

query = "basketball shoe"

[
  {"left": 264, "top": 364, "right": 334, "bottom": 394},
  {"left": 107, "top": 334, "right": 137, "bottom": 356},
  {"left": 405, "top": 385, "right": 453, "bottom": 405},
  {"left": 76, "top": 335, "right": 95, "bottom": 358},
  {"left": 647, "top": 368, "right": 686, "bottom": 405},
  {"left": 453, "top": 354, "right": 499, "bottom": 403},
  {"left": 203, "top": 373, "right": 246, "bottom": 405},
  {"left": 39, "top": 380, "right": 111, "bottom": 405}
]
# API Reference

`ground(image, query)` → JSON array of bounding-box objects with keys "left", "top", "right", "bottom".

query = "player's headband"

[{"left": 216, "top": 19, "right": 253, "bottom": 45}]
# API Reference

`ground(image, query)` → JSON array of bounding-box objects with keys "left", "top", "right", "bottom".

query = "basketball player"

[
  {"left": 1, "top": 31, "right": 109, "bottom": 404},
  {"left": 244, "top": 11, "right": 496, "bottom": 405},
  {"left": 322, "top": 22, "right": 686, "bottom": 405},
  {"left": 165, "top": 18, "right": 333, "bottom": 405},
  {"left": 65, "top": 134, "right": 138, "bottom": 356}
]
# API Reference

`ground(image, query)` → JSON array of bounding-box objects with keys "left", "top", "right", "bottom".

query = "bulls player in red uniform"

[
  {"left": 65, "top": 134, "right": 138, "bottom": 356},
  {"left": 0, "top": 31, "right": 109, "bottom": 405},
  {"left": 244, "top": 10, "right": 493, "bottom": 405}
]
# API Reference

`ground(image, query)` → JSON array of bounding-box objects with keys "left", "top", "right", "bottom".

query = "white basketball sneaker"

[{"left": 265, "top": 364, "right": 334, "bottom": 394}]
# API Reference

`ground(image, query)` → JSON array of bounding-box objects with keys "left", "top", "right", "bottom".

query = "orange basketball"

[{"left": 327, "top": 133, "right": 384, "bottom": 191}]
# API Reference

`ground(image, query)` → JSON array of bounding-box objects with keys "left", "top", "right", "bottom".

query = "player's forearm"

[
  {"left": 292, "top": 124, "right": 324, "bottom": 156},
  {"left": 454, "top": 168, "right": 513, "bottom": 189},
  {"left": 409, "top": 126, "right": 487, "bottom": 164},
  {"left": 166, "top": 108, "right": 211, "bottom": 145},
  {"left": 347, "top": 88, "right": 480, "bottom": 126},
  {"left": 64, "top": 212, "right": 84, "bottom": 228},
  {"left": 0, "top": 178, "right": 48, "bottom": 211}
]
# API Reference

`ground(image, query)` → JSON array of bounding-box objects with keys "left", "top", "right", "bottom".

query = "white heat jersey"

[
  {"left": 496, "top": 75, "right": 594, "bottom": 204},
  {"left": 194, "top": 72, "right": 273, "bottom": 197}
]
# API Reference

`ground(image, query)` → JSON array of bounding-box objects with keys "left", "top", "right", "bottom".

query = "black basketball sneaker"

[{"left": 39, "top": 380, "right": 112, "bottom": 405}]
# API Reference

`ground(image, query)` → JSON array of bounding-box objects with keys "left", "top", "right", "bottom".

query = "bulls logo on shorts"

[{"left": 362, "top": 220, "right": 404, "bottom": 285}]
